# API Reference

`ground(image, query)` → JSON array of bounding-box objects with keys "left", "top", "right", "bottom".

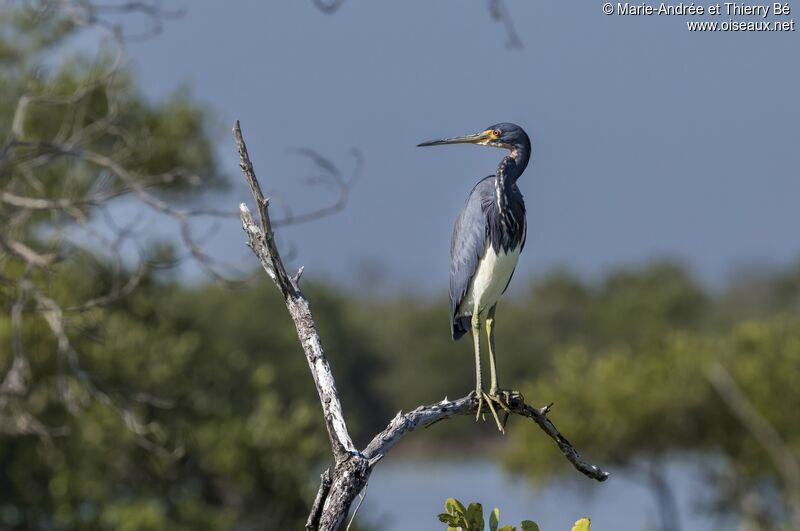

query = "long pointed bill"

[{"left": 416, "top": 131, "right": 490, "bottom": 147}]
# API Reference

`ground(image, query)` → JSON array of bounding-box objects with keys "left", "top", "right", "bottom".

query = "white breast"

[{"left": 457, "top": 240, "right": 521, "bottom": 317}]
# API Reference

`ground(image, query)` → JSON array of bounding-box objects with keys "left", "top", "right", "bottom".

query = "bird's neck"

[
  {"left": 494, "top": 146, "right": 528, "bottom": 234},
  {"left": 494, "top": 144, "right": 529, "bottom": 195},
  {"left": 510, "top": 142, "right": 531, "bottom": 177},
  {"left": 496, "top": 140, "right": 530, "bottom": 179}
]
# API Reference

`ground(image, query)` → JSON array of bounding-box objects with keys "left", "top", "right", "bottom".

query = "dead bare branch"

[
  {"left": 310, "top": 0, "right": 524, "bottom": 48},
  {"left": 306, "top": 468, "right": 333, "bottom": 530},
  {"left": 310, "top": 0, "right": 348, "bottom": 15},
  {"left": 488, "top": 0, "right": 524, "bottom": 49}
]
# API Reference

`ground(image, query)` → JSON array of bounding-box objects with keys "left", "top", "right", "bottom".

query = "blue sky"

[{"left": 109, "top": 1, "right": 799, "bottom": 292}]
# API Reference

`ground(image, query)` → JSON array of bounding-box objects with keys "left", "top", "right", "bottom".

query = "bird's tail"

[{"left": 451, "top": 316, "right": 470, "bottom": 340}]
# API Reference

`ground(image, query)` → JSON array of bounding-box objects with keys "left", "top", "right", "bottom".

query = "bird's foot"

[
  {"left": 471, "top": 389, "right": 504, "bottom": 434},
  {"left": 473, "top": 389, "right": 523, "bottom": 433},
  {"left": 489, "top": 388, "right": 524, "bottom": 406},
  {"left": 486, "top": 388, "right": 524, "bottom": 433}
]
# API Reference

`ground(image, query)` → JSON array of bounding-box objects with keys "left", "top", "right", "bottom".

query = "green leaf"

[
  {"left": 445, "top": 498, "right": 457, "bottom": 515},
  {"left": 466, "top": 502, "right": 484, "bottom": 531},
  {"left": 571, "top": 517, "right": 591, "bottom": 531},
  {"left": 498, "top": 526, "right": 516, "bottom": 531},
  {"left": 489, "top": 507, "right": 500, "bottom": 531},
  {"left": 446, "top": 498, "right": 467, "bottom": 517},
  {"left": 520, "top": 521, "right": 540, "bottom": 531},
  {"left": 438, "top": 513, "right": 458, "bottom": 525}
]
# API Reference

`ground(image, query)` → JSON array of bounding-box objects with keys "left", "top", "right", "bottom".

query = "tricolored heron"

[{"left": 418, "top": 123, "right": 530, "bottom": 432}]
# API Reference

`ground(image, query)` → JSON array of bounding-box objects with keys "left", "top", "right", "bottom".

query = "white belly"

[{"left": 458, "top": 241, "right": 521, "bottom": 317}]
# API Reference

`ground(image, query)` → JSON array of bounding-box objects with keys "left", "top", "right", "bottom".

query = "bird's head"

[{"left": 417, "top": 122, "right": 530, "bottom": 153}]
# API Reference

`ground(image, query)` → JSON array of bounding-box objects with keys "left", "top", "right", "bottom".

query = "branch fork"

[{"left": 233, "top": 120, "right": 608, "bottom": 531}]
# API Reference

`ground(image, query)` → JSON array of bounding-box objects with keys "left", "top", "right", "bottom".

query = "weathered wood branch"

[
  {"left": 235, "top": 121, "right": 356, "bottom": 465},
  {"left": 233, "top": 121, "right": 608, "bottom": 531},
  {"left": 306, "top": 468, "right": 333, "bottom": 530},
  {"left": 362, "top": 393, "right": 608, "bottom": 481}
]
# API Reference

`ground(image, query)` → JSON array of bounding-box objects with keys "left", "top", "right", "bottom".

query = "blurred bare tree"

[
  {"left": 0, "top": 0, "right": 357, "bottom": 447},
  {"left": 311, "top": 0, "right": 524, "bottom": 49}
]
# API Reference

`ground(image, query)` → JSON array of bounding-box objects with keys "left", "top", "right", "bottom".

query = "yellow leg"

[
  {"left": 471, "top": 313, "right": 482, "bottom": 394},
  {"left": 472, "top": 308, "right": 505, "bottom": 431},
  {"left": 485, "top": 305, "right": 511, "bottom": 430},
  {"left": 471, "top": 313, "right": 483, "bottom": 421},
  {"left": 486, "top": 305, "right": 499, "bottom": 395},
  {"left": 471, "top": 309, "right": 505, "bottom": 432}
]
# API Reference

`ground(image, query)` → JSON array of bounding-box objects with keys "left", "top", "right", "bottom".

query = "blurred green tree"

[
  {"left": 0, "top": 0, "right": 225, "bottom": 435},
  {"left": 0, "top": 2, "right": 339, "bottom": 529},
  {"left": 504, "top": 278, "right": 800, "bottom": 530}
]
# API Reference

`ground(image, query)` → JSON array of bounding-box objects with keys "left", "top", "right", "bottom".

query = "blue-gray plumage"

[
  {"left": 418, "top": 122, "right": 531, "bottom": 432},
  {"left": 449, "top": 175, "right": 527, "bottom": 339}
]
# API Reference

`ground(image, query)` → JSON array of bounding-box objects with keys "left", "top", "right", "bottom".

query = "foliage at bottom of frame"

[{"left": 438, "top": 498, "right": 590, "bottom": 531}]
